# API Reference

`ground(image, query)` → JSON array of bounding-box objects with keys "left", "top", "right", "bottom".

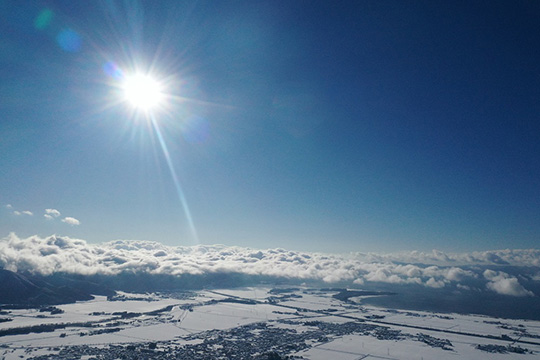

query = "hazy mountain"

[{"left": 0, "top": 269, "right": 108, "bottom": 305}]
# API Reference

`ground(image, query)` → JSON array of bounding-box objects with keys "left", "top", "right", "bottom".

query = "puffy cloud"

[
  {"left": 445, "top": 267, "right": 472, "bottom": 282},
  {"left": 0, "top": 234, "right": 537, "bottom": 298},
  {"left": 45, "top": 208, "right": 61, "bottom": 218},
  {"left": 426, "top": 277, "right": 446, "bottom": 288},
  {"left": 484, "top": 270, "right": 534, "bottom": 297},
  {"left": 6, "top": 205, "right": 33, "bottom": 216},
  {"left": 61, "top": 217, "right": 80, "bottom": 226},
  {"left": 0, "top": 234, "right": 108, "bottom": 276}
]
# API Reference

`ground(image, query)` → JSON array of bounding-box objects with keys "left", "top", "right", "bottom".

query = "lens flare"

[
  {"left": 122, "top": 73, "right": 163, "bottom": 110},
  {"left": 103, "top": 61, "right": 123, "bottom": 79},
  {"left": 149, "top": 114, "right": 199, "bottom": 243},
  {"left": 34, "top": 9, "right": 53, "bottom": 30},
  {"left": 56, "top": 28, "right": 82, "bottom": 52}
]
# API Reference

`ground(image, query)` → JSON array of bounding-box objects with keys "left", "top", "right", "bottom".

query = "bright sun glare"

[{"left": 122, "top": 73, "right": 164, "bottom": 111}]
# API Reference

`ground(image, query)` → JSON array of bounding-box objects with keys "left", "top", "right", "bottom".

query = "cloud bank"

[
  {"left": 352, "top": 249, "right": 540, "bottom": 267},
  {"left": 0, "top": 234, "right": 537, "bottom": 297}
]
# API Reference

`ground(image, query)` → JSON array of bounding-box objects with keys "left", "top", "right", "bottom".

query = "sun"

[{"left": 121, "top": 73, "right": 164, "bottom": 111}]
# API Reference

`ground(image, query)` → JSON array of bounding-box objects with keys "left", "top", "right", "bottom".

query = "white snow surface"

[{"left": 0, "top": 287, "right": 539, "bottom": 359}]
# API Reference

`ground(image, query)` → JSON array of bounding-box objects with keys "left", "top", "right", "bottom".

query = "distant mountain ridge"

[
  {"left": 0, "top": 269, "right": 278, "bottom": 305},
  {"left": 0, "top": 269, "right": 113, "bottom": 306}
]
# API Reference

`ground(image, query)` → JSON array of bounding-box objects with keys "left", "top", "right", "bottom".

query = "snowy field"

[{"left": 1, "top": 287, "right": 539, "bottom": 359}]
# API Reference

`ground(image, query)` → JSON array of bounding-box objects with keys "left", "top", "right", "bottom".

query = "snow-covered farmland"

[{"left": 0, "top": 287, "right": 538, "bottom": 359}]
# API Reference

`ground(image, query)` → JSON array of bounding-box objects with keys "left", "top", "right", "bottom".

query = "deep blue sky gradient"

[{"left": 1, "top": 1, "right": 539, "bottom": 252}]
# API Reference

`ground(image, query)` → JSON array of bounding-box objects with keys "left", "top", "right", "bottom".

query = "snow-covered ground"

[{"left": 0, "top": 287, "right": 538, "bottom": 359}]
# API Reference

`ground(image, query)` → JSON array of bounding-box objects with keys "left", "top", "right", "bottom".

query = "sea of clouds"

[{"left": 1, "top": 233, "right": 538, "bottom": 298}]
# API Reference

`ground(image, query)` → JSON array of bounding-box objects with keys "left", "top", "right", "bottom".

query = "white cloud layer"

[
  {"left": 0, "top": 234, "right": 537, "bottom": 297},
  {"left": 353, "top": 248, "right": 540, "bottom": 267},
  {"left": 61, "top": 217, "right": 80, "bottom": 226}
]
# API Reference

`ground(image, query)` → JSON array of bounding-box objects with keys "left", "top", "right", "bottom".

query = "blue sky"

[{"left": 1, "top": 1, "right": 539, "bottom": 253}]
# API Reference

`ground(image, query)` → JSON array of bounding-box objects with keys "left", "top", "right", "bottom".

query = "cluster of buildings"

[{"left": 26, "top": 317, "right": 428, "bottom": 359}]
